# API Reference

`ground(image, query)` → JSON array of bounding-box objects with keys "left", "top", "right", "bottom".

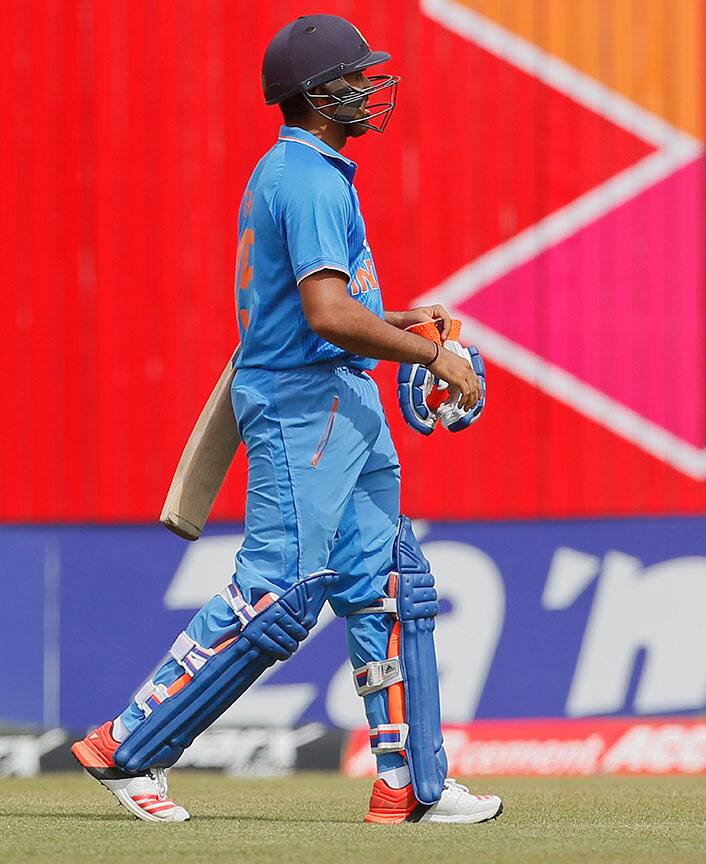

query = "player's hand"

[
  {"left": 391, "top": 305, "right": 453, "bottom": 340},
  {"left": 429, "top": 344, "right": 481, "bottom": 411}
]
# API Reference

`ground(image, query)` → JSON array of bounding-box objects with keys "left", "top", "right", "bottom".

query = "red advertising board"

[{"left": 343, "top": 718, "right": 706, "bottom": 776}]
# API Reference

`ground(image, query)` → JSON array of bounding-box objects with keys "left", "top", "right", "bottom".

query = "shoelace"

[
  {"left": 148, "top": 767, "right": 168, "bottom": 801},
  {"left": 443, "top": 778, "right": 470, "bottom": 794}
]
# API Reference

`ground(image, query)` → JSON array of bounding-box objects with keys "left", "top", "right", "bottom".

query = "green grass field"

[{"left": 1, "top": 772, "right": 705, "bottom": 864}]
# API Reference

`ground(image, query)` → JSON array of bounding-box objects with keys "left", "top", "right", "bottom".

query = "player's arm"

[{"left": 299, "top": 270, "right": 481, "bottom": 410}]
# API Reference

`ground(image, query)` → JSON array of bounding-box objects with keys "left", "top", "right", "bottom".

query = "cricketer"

[{"left": 72, "top": 14, "right": 501, "bottom": 825}]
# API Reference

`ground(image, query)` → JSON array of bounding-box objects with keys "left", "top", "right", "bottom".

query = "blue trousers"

[
  {"left": 231, "top": 364, "right": 400, "bottom": 615},
  {"left": 119, "top": 364, "right": 404, "bottom": 769}
]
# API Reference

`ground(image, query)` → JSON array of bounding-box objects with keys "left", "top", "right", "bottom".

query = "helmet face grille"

[
  {"left": 304, "top": 75, "right": 400, "bottom": 134},
  {"left": 262, "top": 14, "right": 393, "bottom": 107}
]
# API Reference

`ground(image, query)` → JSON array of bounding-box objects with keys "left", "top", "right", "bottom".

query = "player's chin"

[
  {"left": 343, "top": 107, "right": 371, "bottom": 138},
  {"left": 345, "top": 123, "right": 369, "bottom": 139}
]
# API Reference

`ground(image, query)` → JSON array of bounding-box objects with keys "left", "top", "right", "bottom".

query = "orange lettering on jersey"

[
  {"left": 235, "top": 228, "right": 254, "bottom": 332},
  {"left": 354, "top": 257, "right": 378, "bottom": 294},
  {"left": 242, "top": 190, "right": 254, "bottom": 218},
  {"left": 236, "top": 228, "right": 255, "bottom": 293}
]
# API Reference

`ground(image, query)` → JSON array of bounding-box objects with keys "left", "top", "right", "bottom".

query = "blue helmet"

[{"left": 262, "top": 14, "right": 399, "bottom": 133}]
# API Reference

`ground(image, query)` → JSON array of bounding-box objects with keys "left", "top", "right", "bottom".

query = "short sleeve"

[{"left": 272, "top": 172, "right": 352, "bottom": 283}]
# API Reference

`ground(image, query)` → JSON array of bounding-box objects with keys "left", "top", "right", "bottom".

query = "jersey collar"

[{"left": 278, "top": 125, "right": 357, "bottom": 182}]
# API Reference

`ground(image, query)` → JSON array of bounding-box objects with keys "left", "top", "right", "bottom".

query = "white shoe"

[
  {"left": 365, "top": 776, "right": 502, "bottom": 824},
  {"left": 72, "top": 721, "right": 189, "bottom": 823},
  {"left": 418, "top": 779, "right": 503, "bottom": 824},
  {"left": 100, "top": 768, "right": 190, "bottom": 823}
]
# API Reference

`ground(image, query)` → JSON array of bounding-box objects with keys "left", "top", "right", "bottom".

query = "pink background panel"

[{"left": 461, "top": 156, "right": 706, "bottom": 447}]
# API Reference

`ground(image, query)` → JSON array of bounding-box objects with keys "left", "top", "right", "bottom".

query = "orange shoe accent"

[
  {"left": 71, "top": 721, "right": 119, "bottom": 769},
  {"left": 364, "top": 779, "right": 421, "bottom": 824}
]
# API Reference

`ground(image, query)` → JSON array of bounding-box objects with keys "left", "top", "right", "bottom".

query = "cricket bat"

[{"left": 160, "top": 352, "right": 241, "bottom": 540}]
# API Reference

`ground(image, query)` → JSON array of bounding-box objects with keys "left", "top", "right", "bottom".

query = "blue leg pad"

[
  {"left": 114, "top": 570, "right": 337, "bottom": 774},
  {"left": 395, "top": 517, "right": 447, "bottom": 804}
]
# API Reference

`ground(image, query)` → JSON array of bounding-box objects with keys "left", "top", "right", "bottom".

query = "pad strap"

[
  {"left": 370, "top": 723, "right": 409, "bottom": 754},
  {"left": 135, "top": 680, "right": 170, "bottom": 717},
  {"left": 353, "top": 657, "right": 403, "bottom": 696},
  {"left": 170, "top": 632, "right": 215, "bottom": 676},
  {"left": 349, "top": 597, "right": 397, "bottom": 615},
  {"left": 221, "top": 582, "right": 259, "bottom": 627}
]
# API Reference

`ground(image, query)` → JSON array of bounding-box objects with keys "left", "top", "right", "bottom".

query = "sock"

[
  {"left": 378, "top": 764, "right": 411, "bottom": 789},
  {"left": 111, "top": 714, "right": 130, "bottom": 743}
]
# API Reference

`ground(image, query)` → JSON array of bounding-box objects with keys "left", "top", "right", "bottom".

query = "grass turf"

[{"left": 1, "top": 772, "right": 705, "bottom": 864}]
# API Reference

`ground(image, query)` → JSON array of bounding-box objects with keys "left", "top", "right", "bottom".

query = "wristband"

[{"left": 424, "top": 341, "right": 440, "bottom": 368}]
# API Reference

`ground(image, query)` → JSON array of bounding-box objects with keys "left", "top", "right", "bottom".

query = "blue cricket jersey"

[{"left": 233, "top": 125, "right": 384, "bottom": 370}]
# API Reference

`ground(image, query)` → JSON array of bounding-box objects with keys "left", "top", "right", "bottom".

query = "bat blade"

[{"left": 160, "top": 354, "right": 241, "bottom": 540}]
